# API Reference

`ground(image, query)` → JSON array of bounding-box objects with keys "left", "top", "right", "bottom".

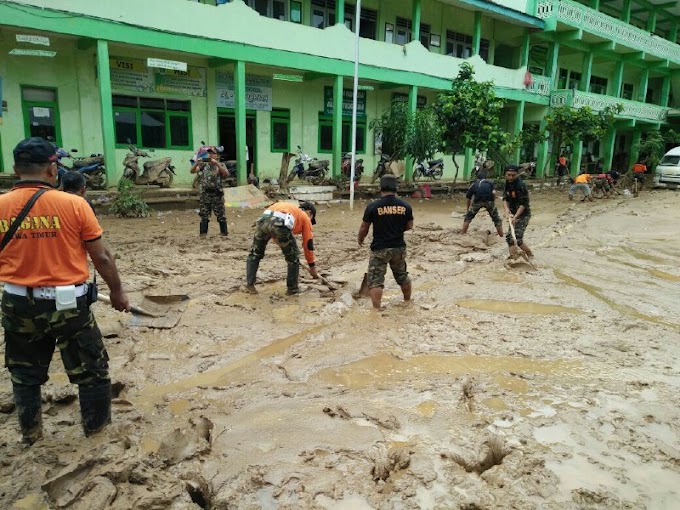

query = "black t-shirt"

[
  {"left": 363, "top": 195, "right": 414, "bottom": 251},
  {"left": 466, "top": 179, "right": 495, "bottom": 202},
  {"left": 503, "top": 180, "right": 531, "bottom": 215}
]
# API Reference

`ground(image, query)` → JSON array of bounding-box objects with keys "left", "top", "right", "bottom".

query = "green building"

[{"left": 0, "top": 0, "right": 678, "bottom": 185}]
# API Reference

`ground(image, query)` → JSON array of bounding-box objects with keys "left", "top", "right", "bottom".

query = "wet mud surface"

[{"left": 2, "top": 188, "right": 680, "bottom": 509}]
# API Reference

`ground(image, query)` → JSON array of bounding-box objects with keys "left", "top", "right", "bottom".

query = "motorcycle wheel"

[
  {"left": 433, "top": 167, "right": 443, "bottom": 180},
  {"left": 159, "top": 170, "right": 174, "bottom": 188},
  {"left": 371, "top": 168, "right": 381, "bottom": 184},
  {"left": 413, "top": 168, "right": 422, "bottom": 181},
  {"left": 89, "top": 172, "right": 107, "bottom": 190}
]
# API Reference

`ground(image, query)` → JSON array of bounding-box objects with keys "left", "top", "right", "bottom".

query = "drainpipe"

[
  {"left": 96, "top": 40, "right": 116, "bottom": 186},
  {"left": 333, "top": 75, "right": 343, "bottom": 179}
]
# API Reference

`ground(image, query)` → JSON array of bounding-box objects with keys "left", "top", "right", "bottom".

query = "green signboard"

[{"left": 324, "top": 86, "right": 366, "bottom": 117}]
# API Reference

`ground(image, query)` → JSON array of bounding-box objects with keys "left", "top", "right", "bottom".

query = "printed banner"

[
  {"left": 324, "top": 86, "right": 366, "bottom": 116},
  {"left": 215, "top": 72, "right": 273, "bottom": 111},
  {"left": 109, "top": 58, "right": 206, "bottom": 97}
]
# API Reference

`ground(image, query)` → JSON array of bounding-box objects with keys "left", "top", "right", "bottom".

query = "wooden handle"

[{"left": 97, "top": 293, "right": 159, "bottom": 318}]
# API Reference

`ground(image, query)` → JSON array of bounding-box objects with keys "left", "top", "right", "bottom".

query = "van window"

[{"left": 659, "top": 155, "right": 680, "bottom": 165}]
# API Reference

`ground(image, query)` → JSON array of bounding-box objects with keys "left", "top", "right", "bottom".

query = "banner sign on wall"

[
  {"left": 215, "top": 72, "right": 273, "bottom": 111},
  {"left": 324, "top": 87, "right": 366, "bottom": 116},
  {"left": 109, "top": 58, "right": 206, "bottom": 97}
]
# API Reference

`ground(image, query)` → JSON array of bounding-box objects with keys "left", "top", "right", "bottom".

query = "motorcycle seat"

[
  {"left": 428, "top": 158, "right": 443, "bottom": 166},
  {"left": 309, "top": 160, "right": 329, "bottom": 170},
  {"left": 73, "top": 156, "right": 104, "bottom": 168}
]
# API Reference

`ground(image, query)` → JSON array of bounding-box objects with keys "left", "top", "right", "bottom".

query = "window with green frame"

[
  {"left": 112, "top": 95, "right": 192, "bottom": 149},
  {"left": 21, "top": 86, "right": 62, "bottom": 146},
  {"left": 318, "top": 114, "right": 366, "bottom": 154},
  {"left": 271, "top": 108, "right": 290, "bottom": 152}
]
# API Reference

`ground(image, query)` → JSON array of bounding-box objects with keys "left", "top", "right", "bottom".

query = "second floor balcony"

[{"left": 550, "top": 89, "right": 669, "bottom": 123}]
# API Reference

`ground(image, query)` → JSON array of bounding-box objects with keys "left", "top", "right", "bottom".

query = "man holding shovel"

[
  {"left": 461, "top": 170, "right": 504, "bottom": 237},
  {"left": 0, "top": 138, "right": 130, "bottom": 445},
  {"left": 357, "top": 175, "right": 413, "bottom": 309},
  {"left": 502, "top": 165, "right": 533, "bottom": 260}
]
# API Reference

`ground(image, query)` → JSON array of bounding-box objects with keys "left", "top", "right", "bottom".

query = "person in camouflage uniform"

[
  {"left": 461, "top": 170, "right": 503, "bottom": 237},
  {"left": 1, "top": 138, "right": 129, "bottom": 444},
  {"left": 190, "top": 148, "right": 229, "bottom": 237}
]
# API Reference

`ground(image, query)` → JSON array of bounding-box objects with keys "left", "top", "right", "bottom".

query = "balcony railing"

[
  {"left": 550, "top": 89, "right": 668, "bottom": 122},
  {"left": 526, "top": 75, "right": 552, "bottom": 96},
  {"left": 536, "top": 0, "right": 680, "bottom": 65}
]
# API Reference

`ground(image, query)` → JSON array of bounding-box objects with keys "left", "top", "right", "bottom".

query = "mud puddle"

[{"left": 457, "top": 299, "right": 583, "bottom": 315}]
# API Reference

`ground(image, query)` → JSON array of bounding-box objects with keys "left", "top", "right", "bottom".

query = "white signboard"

[
  {"left": 216, "top": 72, "right": 272, "bottom": 111},
  {"left": 9, "top": 49, "right": 56, "bottom": 57},
  {"left": 147, "top": 58, "right": 188, "bottom": 72},
  {"left": 16, "top": 34, "right": 50, "bottom": 46}
]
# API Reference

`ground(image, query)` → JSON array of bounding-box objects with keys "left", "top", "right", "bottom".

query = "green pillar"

[
  {"left": 405, "top": 86, "right": 418, "bottom": 183},
  {"left": 234, "top": 60, "right": 247, "bottom": 185},
  {"left": 519, "top": 30, "right": 530, "bottom": 67},
  {"left": 412, "top": 0, "right": 421, "bottom": 43},
  {"left": 612, "top": 61, "right": 624, "bottom": 97},
  {"left": 536, "top": 118, "right": 549, "bottom": 178},
  {"left": 472, "top": 11, "right": 482, "bottom": 56},
  {"left": 589, "top": 0, "right": 600, "bottom": 9},
  {"left": 670, "top": 20, "right": 678, "bottom": 43},
  {"left": 621, "top": 0, "right": 631, "bottom": 23},
  {"left": 629, "top": 130, "right": 642, "bottom": 170},
  {"left": 548, "top": 42, "right": 560, "bottom": 87},
  {"left": 206, "top": 68, "right": 219, "bottom": 147},
  {"left": 638, "top": 68, "right": 649, "bottom": 103},
  {"left": 602, "top": 127, "right": 616, "bottom": 172},
  {"left": 647, "top": 10, "right": 656, "bottom": 33},
  {"left": 96, "top": 40, "right": 116, "bottom": 186},
  {"left": 513, "top": 101, "right": 525, "bottom": 163},
  {"left": 464, "top": 147, "right": 473, "bottom": 180},
  {"left": 332, "top": 75, "right": 343, "bottom": 179},
  {"left": 580, "top": 52, "right": 593, "bottom": 92},
  {"left": 571, "top": 141, "right": 583, "bottom": 176},
  {"left": 336, "top": 0, "right": 344, "bottom": 26},
  {"left": 661, "top": 75, "right": 671, "bottom": 107}
]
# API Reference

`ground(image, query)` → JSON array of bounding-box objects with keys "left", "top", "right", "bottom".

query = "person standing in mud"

[
  {"left": 245, "top": 201, "right": 319, "bottom": 295},
  {"left": 190, "top": 148, "right": 229, "bottom": 237},
  {"left": 461, "top": 170, "right": 504, "bottom": 237},
  {"left": 1, "top": 138, "right": 130, "bottom": 445},
  {"left": 502, "top": 165, "right": 533, "bottom": 259},
  {"left": 357, "top": 174, "right": 413, "bottom": 310},
  {"left": 556, "top": 152, "right": 569, "bottom": 185}
]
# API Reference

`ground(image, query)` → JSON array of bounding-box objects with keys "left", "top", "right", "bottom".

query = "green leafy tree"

[
  {"left": 405, "top": 106, "right": 443, "bottom": 165},
  {"left": 109, "top": 178, "right": 151, "bottom": 218},
  {"left": 634, "top": 129, "right": 680, "bottom": 171},
  {"left": 434, "top": 62, "right": 506, "bottom": 182},
  {"left": 542, "top": 104, "right": 623, "bottom": 176},
  {"left": 369, "top": 98, "right": 410, "bottom": 162}
]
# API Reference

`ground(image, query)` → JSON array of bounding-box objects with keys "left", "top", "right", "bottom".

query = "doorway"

[
  {"left": 217, "top": 109, "right": 257, "bottom": 175},
  {"left": 21, "top": 86, "right": 62, "bottom": 146}
]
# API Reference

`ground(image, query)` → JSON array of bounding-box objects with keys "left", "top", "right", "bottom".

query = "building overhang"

[{"left": 439, "top": 0, "right": 545, "bottom": 29}]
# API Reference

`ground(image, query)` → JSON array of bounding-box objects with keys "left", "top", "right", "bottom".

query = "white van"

[{"left": 654, "top": 146, "right": 680, "bottom": 188}]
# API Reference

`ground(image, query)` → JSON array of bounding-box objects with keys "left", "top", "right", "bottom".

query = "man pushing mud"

[{"left": 502, "top": 165, "right": 533, "bottom": 260}]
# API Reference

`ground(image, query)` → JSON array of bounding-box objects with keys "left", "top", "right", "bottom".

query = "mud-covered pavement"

[{"left": 2, "top": 187, "right": 680, "bottom": 510}]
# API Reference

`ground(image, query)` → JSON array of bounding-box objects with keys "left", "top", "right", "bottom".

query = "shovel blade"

[{"left": 353, "top": 273, "right": 370, "bottom": 299}]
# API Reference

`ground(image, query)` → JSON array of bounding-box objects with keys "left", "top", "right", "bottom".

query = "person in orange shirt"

[
  {"left": 632, "top": 159, "right": 647, "bottom": 185},
  {"left": 0, "top": 138, "right": 130, "bottom": 445},
  {"left": 568, "top": 171, "right": 594, "bottom": 202},
  {"left": 556, "top": 152, "right": 569, "bottom": 185},
  {"left": 245, "top": 201, "right": 320, "bottom": 295}
]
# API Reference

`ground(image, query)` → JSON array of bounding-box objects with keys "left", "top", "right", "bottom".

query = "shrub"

[{"left": 109, "top": 178, "right": 150, "bottom": 218}]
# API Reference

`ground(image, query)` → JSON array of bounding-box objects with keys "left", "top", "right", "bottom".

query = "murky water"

[{"left": 457, "top": 299, "right": 583, "bottom": 315}]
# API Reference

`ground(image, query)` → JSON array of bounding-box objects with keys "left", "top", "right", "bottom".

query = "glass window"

[
  {"left": 290, "top": 1, "right": 301, "bottom": 22},
  {"left": 558, "top": 68, "right": 568, "bottom": 89},
  {"left": 21, "top": 86, "right": 61, "bottom": 145},
  {"left": 622, "top": 83, "right": 634, "bottom": 100},
  {"left": 141, "top": 111, "right": 166, "bottom": 148},
  {"left": 112, "top": 96, "right": 192, "bottom": 149},
  {"left": 271, "top": 109, "right": 290, "bottom": 152},
  {"left": 272, "top": 0, "right": 286, "bottom": 20},
  {"left": 114, "top": 110, "right": 138, "bottom": 145},
  {"left": 169, "top": 115, "right": 190, "bottom": 147},
  {"left": 589, "top": 76, "right": 608, "bottom": 95},
  {"left": 22, "top": 87, "right": 56, "bottom": 102},
  {"left": 359, "top": 11, "right": 377, "bottom": 39},
  {"left": 319, "top": 114, "right": 366, "bottom": 153},
  {"left": 248, "top": 0, "right": 287, "bottom": 20},
  {"left": 319, "top": 120, "right": 333, "bottom": 152},
  {"left": 113, "top": 95, "right": 138, "bottom": 108},
  {"left": 446, "top": 31, "right": 473, "bottom": 58},
  {"left": 568, "top": 71, "right": 581, "bottom": 90}
]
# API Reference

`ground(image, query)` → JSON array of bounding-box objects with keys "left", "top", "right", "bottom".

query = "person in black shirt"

[
  {"left": 61, "top": 171, "right": 97, "bottom": 215},
  {"left": 502, "top": 165, "right": 533, "bottom": 259},
  {"left": 461, "top": 171, "right": 503, "bottom": 237},
  {"left": 357, "top": 175, "right": 414, "bottom": 309}
]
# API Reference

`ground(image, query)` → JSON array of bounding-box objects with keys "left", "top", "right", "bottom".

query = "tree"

[
  {"left": 405, "top": 106, "right": 443, "bottom": 165},
  {"left": 434, "top": 62, "right": 506, "bottom": 182},
  {"left": 369, "top": 98, "right": 410, "bottom": 162},
  {"left": 634, "top": 129, "right": 680, "bottom": 171},
  {"left": 542, "top": 104, "right": 623, "bottom": 176}
]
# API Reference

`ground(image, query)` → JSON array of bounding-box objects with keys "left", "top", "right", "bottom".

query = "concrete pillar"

[
  {"left": 332, "top": 75, "right": 343, "bottom": 178},
  {"left": 590, "top": 0, "right": 600, "bottom": 9},
  {"left": 96, "top": 40, "right": 116, "bottom": 186},
  {"left": 404, "top": 85, "right": 418, "bottom": 183},
  {"left": 234, "top": 60, "right": 247, "bottom": 185},
  {"left": 464, "top": 147, "right": 473, "bottom": 180},
  {"left": 611, "top": 61, "right": 624, "bottom": 97},
  {"left": 519, "top": 30, "right": 530, "bottom": 68},
  {"left": 647, "top": 10, "right": 656, "bottom": 33},
  {"left": 206, "top": 68, "right": 219, "bottom": 146},
  {"left": 628, "top": 130, "right": 641, "bottom": 170},
  {"left": 412, "top": 0, "right": 421, "bottom": 43},
  {"left": 670, "top": 20, "right": 679, "bottom": 43},
  {"left": 638, "top": 68, "right": 649, "bottom": 103},
  {"left": 536, "top": 117, "right": 549, "bottom": 178},
  {"left": 621, "top": 0, "right": 631, "bottom": 23},
  {"left": 336, "top": 0, "right": 344, "bottom": 26},
  {"left": 602, "top": 127, "right": 616, "bottom": 172},
  {"left": 661, "top": 75, "right": 671, "bottom": 107},
  {"left": 571, "top": 141, "right": 583, "bottom": 176},
  {"left": 580, "top": 52, "right": 593, "bottom": 92},
  {"left": 472, "top": 11, "right": 482, "bottom": 56},
  {"left": 548, "top": 42, "right": 560, "bottom": 88},
  {"left": 513, "top": 101, "right": 525, "bottom": 163}
]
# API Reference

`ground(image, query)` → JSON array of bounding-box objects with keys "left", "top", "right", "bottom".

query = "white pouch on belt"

[
  {"left": 55, "top": 285, "right": 78, "bottom": 311},
  {"left": 284, "top": 214, "right": 295, "bottom": 230}
]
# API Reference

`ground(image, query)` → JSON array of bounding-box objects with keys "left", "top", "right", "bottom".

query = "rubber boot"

[
  {"left": 245, "top": 256, "right": 260, "bottom": 293},
  {"left": 461, "top": 221, "right": 470, "bottom": 234},
  {"left": 496, "top": 225, "right": 504, "bottom": 237},
  {"left": 219, "top": 219, "right": 228, "bottom": 236},
  {"left": 286, "top": 261, "right": 300, "bottom": 295},
  {"left": 13, "top": 384, "right": 42, "bottom": 445},
  {"left": 520, "top": 243, "right": 534, "bottom": 258},
  {"left": 199, "top": 220, "right": 209, "bottom": 237},
  {"left": 79, "top": 381, "right": 112, "bottom": 437}
]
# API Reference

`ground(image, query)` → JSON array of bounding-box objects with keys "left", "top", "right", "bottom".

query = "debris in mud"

[
  {"left": 0, "top": 392, "right": 15, "bottom": 413},
  {"left": 460, "top": 377, "right": 477, "bottom": 412},
  {"left": 157, "top": 416, "right": 213, "bottom": 465},
  {"left": 443, "top": 436, "right": 509, "bottom": 474},
  {"left": 371, "top": 446, "right": 412, "bottom": 481}
]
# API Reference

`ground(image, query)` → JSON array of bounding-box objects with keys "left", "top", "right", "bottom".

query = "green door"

[{"left": 21, "top": 86, "right": 62, "bottom": 146}]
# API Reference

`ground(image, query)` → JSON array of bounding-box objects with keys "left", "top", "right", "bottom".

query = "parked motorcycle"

[
  {"left": 123, "top": 144, "right": 175, "bottom": 188},
  {"left": 341, "top": 152, "right": 364, "bottom": 182},
  {"left": 287, "top": 145, "right": 329, "bottom": 183},
  {"left": 56, "top": 148, "right": 107, "bottom": 189},
  {"left": 413, "top": 158, "right": 444, "bottom": 181},
  {"left": 191, "top": 142, "right": 236, "bottom": 188},
  {"left": 371, "top": 153, "right": 392, "bottom": 183}
]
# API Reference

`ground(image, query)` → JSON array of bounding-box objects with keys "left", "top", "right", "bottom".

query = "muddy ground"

[{"left": 2, "top": 186, "right": 680, "bottom": 510}]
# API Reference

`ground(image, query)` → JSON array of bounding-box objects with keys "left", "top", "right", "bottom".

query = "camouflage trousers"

[
  {"left": 199, "top": 190, "right": 226, "bottom": 222},
  {"left": 2, "top": 292, "right": 109, "bottom": 386},
  {"left": 247, "top": 215, "right": 300, "bottom": 292},
  {"left": 464, "top": 200, "right": 502, "bottom": 227},
  {"left": 368, "top": 246, "right": 410, "bottom": 289},
  {"left": 505, "top": 214, "right": 531, "bottom": 247}
]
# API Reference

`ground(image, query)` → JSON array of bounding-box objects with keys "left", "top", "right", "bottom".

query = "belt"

[
  {"left": 263, "top": 210, "right": 290, "bottom": 221},
  {"left": 3, "top": 283, "right": 88, "bottom": 300}
]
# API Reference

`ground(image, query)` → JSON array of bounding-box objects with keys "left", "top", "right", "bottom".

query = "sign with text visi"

[
  {"left": 215, "top": 72, "right": 272, "bottom": 111},
  {"left": 109, "top": 58, "right": 206, "bottom": 97},
  {"left": 324, "top": 87, "right": 366, "bottom": 116}
]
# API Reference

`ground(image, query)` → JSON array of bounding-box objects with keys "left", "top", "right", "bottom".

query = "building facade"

[{"left": 0, "top": 0, "right": 678, "bottom": 185}]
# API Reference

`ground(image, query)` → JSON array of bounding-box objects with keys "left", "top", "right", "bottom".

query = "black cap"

[
  {"left": 477, "top": 170, "right": 487, "bottom": 180},
  {"left": 13, "top": 137, "right": 58, "bottom": 165},
  {"left": 380, "top": 174, "right": 398, "bottom": 192},
  {"left": 299, "top": 201, "right": 317, "bottom": 225},
  {"left": 505, "top": 164, "right": 520, "bottom": 173}
]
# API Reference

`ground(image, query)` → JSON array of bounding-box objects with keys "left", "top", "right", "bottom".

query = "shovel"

[
  {"left": 352, "top": 272, "right": 371, "bottom": 299},
  {"left": 98, "top": 293, "right": 158, "bottom": 317},
  {"left": 507, "top": 219, "right": 536, "bottom": 271},
  {"left": 300, "top": 263, "right": 339, "bottom": 291},
  {"left": 98, "top": 292, "right": 189, "bottom": 329}
]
